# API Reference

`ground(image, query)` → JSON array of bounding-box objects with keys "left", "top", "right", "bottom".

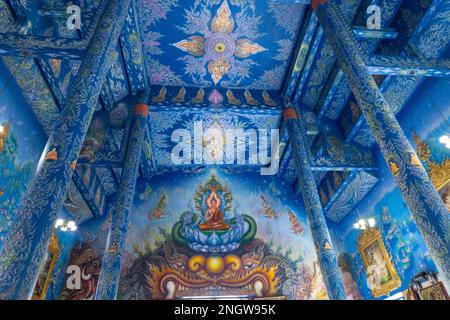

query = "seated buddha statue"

[{"left": 199, "top": 186, "right": 230, "bottom": 231}]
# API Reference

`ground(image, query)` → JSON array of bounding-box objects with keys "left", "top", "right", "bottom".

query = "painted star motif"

[{"left": 173, "top": 0, "right": 266, "bottom": 85}]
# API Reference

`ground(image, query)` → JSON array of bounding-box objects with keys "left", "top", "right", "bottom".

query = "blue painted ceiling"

[
  {"left": 137, "top": 0, "right": 304, "bottom": 89},
  {"left": 1, "top": 0, "right": 448, "bottom": 225}
]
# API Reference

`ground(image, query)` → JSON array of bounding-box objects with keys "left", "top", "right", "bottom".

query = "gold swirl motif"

[
  {"left": 224, "top": 255, "right": 242, "bottom": 272},
  {"left": 188, "top": 255, "right": 206, "bottom": 272}
]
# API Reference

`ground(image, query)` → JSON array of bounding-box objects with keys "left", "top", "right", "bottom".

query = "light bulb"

[
  {"left": 359, "top": 219, "right": 366, "bottom": 226},
  {"left": 439, "top": 135, "right": 449, "bottom": 144},
  {"left": 353, "top": 223, "right": 360, "bottom": 229},
  {"left": 446, "top": 143, "right": 450, "bottom": 149},
  {"left": 360, "top": 224, "right": 367, "bottom": 230},
  {"left": 55, "top": 219, "right": 64, "bottom": 229},
  {"left": 60, "top": 226, "right": 68, "bottom": 232},
  {"left": 0, "top": 125, "right": 4, "bottom": 134},
  {"left": 67, "top": 221, "right": 77, "bottom": 231},
  {"left": 368, "top": 218, "right": 376, "bottom": 227}
]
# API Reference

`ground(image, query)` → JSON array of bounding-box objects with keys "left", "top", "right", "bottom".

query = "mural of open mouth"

[{"left": 150, "top": 251, "right": 278, "bottom": 300}]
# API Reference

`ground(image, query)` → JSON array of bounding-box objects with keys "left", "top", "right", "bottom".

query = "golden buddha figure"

[
  {"left": 389, "top": 160, "right": 400, "bottom": 176},
  {"left": 199, "top": 186, "right": 230, "bottom": 231}
]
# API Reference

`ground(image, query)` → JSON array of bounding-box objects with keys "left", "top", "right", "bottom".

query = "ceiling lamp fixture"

[
  {"left": 353, "top": 218, "right": 376, "bottom": 230},
  {"left": 439, "top": 135, "right": 450, "bottom": 149},
  {"left": 55, "top": 219, "right": 77, "bottom": 232}
]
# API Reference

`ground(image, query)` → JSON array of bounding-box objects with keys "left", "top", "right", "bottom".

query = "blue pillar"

[
  {"left": 95, "top": 94, "right": 149, "bottom": 300},
  {"left": 0, "top": 0, "right": 132, "bottom": 300},
  {"left": 313, "top": 0, "right": 450, "bottom": 287},
  {"left": 284, "top": 107, "right": 347, "bottom": 300}
]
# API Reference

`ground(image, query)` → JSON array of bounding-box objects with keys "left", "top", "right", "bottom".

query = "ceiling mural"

[
  {"left": 137, "top": 0, "right": 304, "bottom": 89},
  {"left": 148, "top": 107, "right": 282, "bottom": 166}
]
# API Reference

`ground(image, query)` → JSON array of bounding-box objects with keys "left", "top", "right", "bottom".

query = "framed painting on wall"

[
  {"left": 437, "top": 179, "right": 450, "bottom": 212},
  {"left": 357, "top": 228, "right": 401, "bottom": 298},
  {"left": 412, "top": 131, "right": 450, "bottom": 211}
]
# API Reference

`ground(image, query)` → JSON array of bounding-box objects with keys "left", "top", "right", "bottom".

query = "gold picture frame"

[
  {"left": 437, "top": 177, "right": 450, "bottom": 212},
  {"left": 32, "top": 233, "right": 61, "bottom": 300},
  {"left": 412, "top": 131, "right": 450, "bottom": 207},
  {"left": 357, "top": 228, "right": 401, "bottom": 298}
]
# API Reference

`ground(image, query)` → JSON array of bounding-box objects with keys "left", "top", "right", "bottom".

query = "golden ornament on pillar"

[
  {"left": 389, "top": 160, "right": 400, "bottom": 176},
  {"left": 45, "top": 148, "right": 59, "bottom": 161},
  {"left": 70, "top": 160, "right": 77, "bottom": 171},
  {"left": 108, "top": 242, "right": 118, "bottom": 255},
  {"left": 410, "top": 153, "right": 422, "bottom": 167}
]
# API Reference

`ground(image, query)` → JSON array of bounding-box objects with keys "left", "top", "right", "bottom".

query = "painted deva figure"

[{"left": 199, "top": 186, "right": 230, "bottom": 231}]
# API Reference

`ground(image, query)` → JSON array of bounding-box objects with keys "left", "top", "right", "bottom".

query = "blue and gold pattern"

[{"left": 138, "top": 0, "right": 303, "bottom": 89}]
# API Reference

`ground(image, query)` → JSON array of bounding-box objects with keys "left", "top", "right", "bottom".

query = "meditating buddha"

[{"left": 199, "top": 186, "right": 230, "bottom": 231}]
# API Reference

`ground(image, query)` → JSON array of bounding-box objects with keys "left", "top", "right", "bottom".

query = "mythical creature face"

[{"left": 147, "top": 243, "right": 279, "bottom": 300}]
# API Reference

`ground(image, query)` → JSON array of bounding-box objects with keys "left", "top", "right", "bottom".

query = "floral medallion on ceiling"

[
  {"left": 138, "top": 0, "right": 304, "bottom": 90},
  {"left": 173, "top": 1, "right": 266, "bottom": 86}
]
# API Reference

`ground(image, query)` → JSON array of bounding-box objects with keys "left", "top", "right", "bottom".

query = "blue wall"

[
  {"left": 0, "top": 59, "right": 48, "bottom": 250},
  {"left": 331, "top": 76, "right": 450, "bottom": 299}
]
